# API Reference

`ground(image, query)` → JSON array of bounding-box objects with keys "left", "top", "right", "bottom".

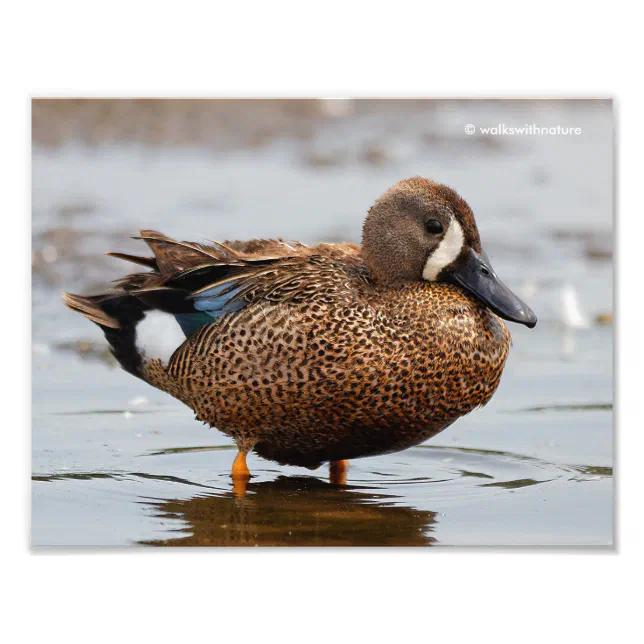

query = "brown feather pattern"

[{"left": 63, "top": 178, "right": 517, "bottom": 470}]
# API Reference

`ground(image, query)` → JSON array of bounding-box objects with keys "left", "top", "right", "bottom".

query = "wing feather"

[{"left": 100, "top": 230, "right": 368, "bottom": 336}]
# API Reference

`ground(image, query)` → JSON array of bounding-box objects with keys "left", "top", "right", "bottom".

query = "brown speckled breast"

[{"left": 145, "top": 281, "right": 510, "bottom": 468}]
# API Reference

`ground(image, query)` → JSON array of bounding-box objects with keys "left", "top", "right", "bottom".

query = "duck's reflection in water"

[{"left": 141, "top": 476, "right": 437, "bottom": 546}]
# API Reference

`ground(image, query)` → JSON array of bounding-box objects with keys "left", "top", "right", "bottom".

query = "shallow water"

[{"left": 32, "top": 99, "right": 613, "bottom": 546}]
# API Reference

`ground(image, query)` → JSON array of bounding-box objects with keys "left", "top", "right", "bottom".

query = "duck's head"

[{"left": 362, "top": 177, "right": 537, "bottom": 328}]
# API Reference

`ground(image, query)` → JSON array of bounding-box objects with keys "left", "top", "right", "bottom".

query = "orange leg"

[
  {"left": 329, "top": 459, "right": 349, "bottom": 486},
  {"left": 231, "top": 450, "right": 251, "bottom": 497}
]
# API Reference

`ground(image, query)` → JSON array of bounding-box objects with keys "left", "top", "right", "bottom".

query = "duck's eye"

[{"left": 425, "top": 219, "right": 443, "bottom": 235}]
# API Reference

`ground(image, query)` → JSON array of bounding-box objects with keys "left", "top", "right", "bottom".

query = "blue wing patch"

[
  {"left": 174, "top": 312, "right": 217, "bottom": 337},
  {"left": 174, "top": 282, "right": 248, "bottom": 337}
]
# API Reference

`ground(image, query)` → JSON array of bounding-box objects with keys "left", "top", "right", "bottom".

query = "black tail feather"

[{"left": 62, "top": 292, "right": 148, "bottom": 378}]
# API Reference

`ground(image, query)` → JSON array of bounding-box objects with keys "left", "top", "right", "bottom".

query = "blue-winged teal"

[{"left": 64, "top": 177, "right": 536, "bottom": 488}]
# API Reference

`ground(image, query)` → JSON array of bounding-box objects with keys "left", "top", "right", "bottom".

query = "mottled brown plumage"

[{"left": 63, "top": 177, "right": 536, "bottom": 477}]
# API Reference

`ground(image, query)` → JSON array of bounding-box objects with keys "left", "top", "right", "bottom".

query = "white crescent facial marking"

[
  {"left": 135, "top": 310, "right": 186, "bottom": 364},
  {"left": 422, "top": 219, "right": 464, "bottom": 281}
]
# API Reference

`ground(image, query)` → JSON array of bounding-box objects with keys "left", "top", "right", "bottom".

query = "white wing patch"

[
  {"left": 135, "top": 310, "right": 186, "bottom": 364},
  {"left": 422, "top": 219, "right": 464, "bottom": 281}
]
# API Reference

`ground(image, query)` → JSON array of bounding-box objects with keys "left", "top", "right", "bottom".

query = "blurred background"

[{"left": 32, "top": 99, "right": 613, "bottom": 547}]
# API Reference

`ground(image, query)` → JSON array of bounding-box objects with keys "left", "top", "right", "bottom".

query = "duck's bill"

[{"left": 444, "top": 248, "right": 537, "bottom": 328}]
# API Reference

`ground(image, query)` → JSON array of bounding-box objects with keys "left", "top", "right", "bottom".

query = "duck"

[{"left": 63, "top": 177, "right": 536, "bottom": 491}]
